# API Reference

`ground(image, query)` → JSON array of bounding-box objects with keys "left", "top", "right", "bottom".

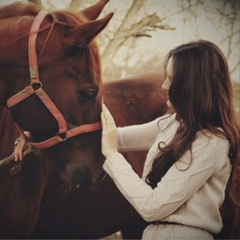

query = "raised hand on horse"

[{"left": 101, "top": 104, "right": 118, "bottom": 159}]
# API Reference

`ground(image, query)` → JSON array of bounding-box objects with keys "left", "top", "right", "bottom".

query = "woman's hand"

[
  {"left": 13, "top": 131, "right": 31, "bottom": 161},
  {"left": 101, "top": 104, "right": 118, "bottom": 158}
]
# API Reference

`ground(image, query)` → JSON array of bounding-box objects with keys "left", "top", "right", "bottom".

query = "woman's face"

[{"left": 162, "top": 57, "right": 173, "bottom": 109}]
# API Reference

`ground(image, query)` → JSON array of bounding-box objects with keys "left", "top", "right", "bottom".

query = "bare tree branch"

[
  {"left": 69, "top": 0, "right": 85, "bottom": 11},
  {"left": 127, "top": 13, "right": 175, "bottom": 39},
  {"left": 28, "top": 0, "right": 44, "bottom": 9},
  {"left": 101, "top": 1, "right": 174, "bottom": 75},
  {"left": 101, "top": 0, "right": 143, "bottom": 73}
]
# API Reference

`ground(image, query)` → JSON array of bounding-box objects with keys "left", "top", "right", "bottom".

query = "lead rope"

[{"left": 0, "top": 144, "right": 39, "bottom": 175}]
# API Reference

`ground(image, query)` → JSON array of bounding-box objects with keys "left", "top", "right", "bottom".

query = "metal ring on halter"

[
  {"left": 14, "top": 138, "right": 21, "bottom": 146},
  {"left": 29, "top": 81, "right": 43, "bottom": 90},
  {"left": 58, "top": 132, "right": 67, "bottom": 141}
]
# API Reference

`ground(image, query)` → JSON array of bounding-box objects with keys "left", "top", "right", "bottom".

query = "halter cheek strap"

[
  {"left": 6, "top": 10, "right": 102, "bottom": 149},
  {"left": 28, "top": 10, "right": 48, "bottom": 81}
]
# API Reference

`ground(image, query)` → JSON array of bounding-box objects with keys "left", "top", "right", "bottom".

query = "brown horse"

[{"left": 0, "top": 0, "right": 113, "bottom": 238}]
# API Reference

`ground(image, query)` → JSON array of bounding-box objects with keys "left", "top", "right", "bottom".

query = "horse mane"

[
  {"left": 0, "top": 2, "right": 41, "bottom": 19},
  {"left": 0, "top": 2, "right": 87, "bottom": 25},
  {"left": 0, "top": 2, "right": 92, "bottom": 63}
]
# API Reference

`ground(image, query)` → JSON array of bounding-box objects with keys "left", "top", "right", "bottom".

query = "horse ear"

[
  {"left": 79, "top": 0, "right": 109, "bottom": 20},
  {"left": 64, "top": 12, "right": 113, "bottom": 48}
]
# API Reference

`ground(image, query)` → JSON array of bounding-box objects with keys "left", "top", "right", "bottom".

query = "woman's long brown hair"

[{"left": 146, "top": 40, "right": 239, "bottom": 188}]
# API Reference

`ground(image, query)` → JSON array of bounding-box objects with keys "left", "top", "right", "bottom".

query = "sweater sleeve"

[
  {"left": 117, "top": 117, "right": 163, "bottom": 152},
  {"left": 103, "top": 133, "right": 230, "bottom": 222}
]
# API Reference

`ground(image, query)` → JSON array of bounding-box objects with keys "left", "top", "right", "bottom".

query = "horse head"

[{"left": 0, "top": 0, "right": 113, "bottom": 188}]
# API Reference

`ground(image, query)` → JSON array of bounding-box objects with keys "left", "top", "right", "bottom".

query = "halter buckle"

[{"left": 30, "top": 66, "right": 38, "bottom": 78}]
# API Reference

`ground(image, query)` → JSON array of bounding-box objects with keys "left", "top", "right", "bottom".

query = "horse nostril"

[{"left": 73, "top": 167, "right": 92, "bottom": 188}]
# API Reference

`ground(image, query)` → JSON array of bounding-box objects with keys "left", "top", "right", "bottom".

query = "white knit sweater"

[{"left": 103, "top": 113, "right": 231, "bottom": 239}]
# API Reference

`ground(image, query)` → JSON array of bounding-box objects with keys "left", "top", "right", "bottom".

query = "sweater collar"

[{"left": 158, "top": 113, "right": 178, "bottom": 131}]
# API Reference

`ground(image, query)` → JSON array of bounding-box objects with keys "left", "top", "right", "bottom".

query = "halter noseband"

[{"left": 6, "top": 10, "right": 102, "bottom": 149}]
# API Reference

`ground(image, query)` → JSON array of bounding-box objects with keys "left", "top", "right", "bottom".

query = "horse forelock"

[
  {"left": 48, "top": 10, "right": 103, "bottom": 85},
  {"left": 51, "top": 9, "right": 87, "bottom": 26},
  {"left": 41, "top": 11, "right": 102, "bottom": 86},
  {"left": 88, "top": 43, "right": 102, "bottom": 85}
]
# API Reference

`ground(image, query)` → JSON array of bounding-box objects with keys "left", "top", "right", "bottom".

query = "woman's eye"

[{"left": 79, "top": 89, "right": 97, "bottom": 102}]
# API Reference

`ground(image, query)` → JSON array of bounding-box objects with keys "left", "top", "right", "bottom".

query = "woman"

[{"left": 101, "top": 40, "right": 239, "bottom": 239}]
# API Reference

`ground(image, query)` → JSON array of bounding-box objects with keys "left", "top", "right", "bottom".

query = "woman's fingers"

[
  {"left": 13, "top": 138, "right": 25, "bottom": 161},
  {"left": 13, "top": 132, "right": 30, "bottom": 161},
  {"left": 101, "top": 104, "right": 116, "bottom": 128},
  {"left": 13, "top": 143, "right": 19, "bottom": 161},
  {"left": 18, "top": 137, "right": 27, "bottom": 160},
  {"left": 101, "top": 105, "right": 108, "bottom": 128}
]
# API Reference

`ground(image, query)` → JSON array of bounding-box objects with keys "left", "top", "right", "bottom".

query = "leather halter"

[{"left": 6, "top": 10, "right": 102, "bottom": 149}]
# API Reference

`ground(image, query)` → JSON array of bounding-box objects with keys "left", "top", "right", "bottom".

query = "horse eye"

[{"left": 79, "top": 89, "right": 97, "bottom": 102}]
